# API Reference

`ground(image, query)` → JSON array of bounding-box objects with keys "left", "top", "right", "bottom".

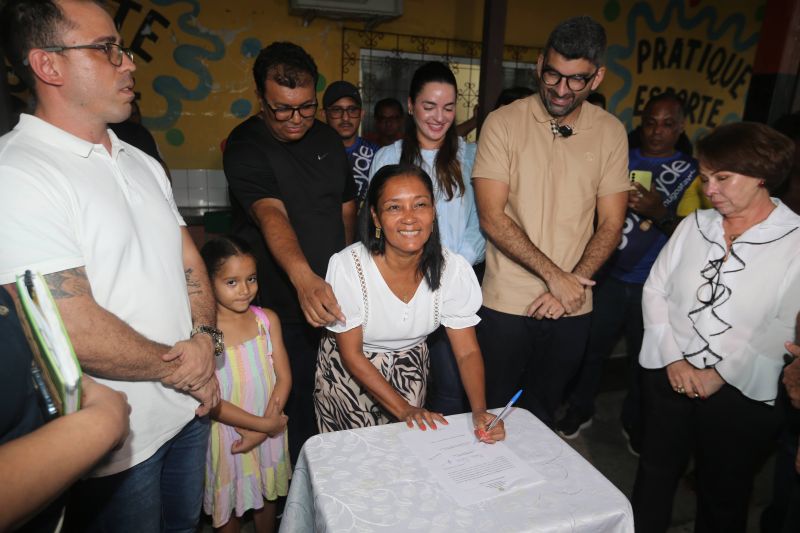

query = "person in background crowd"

[
  {"left": 587, "top": 92, "right": 606, "bottom": 109},
  {"left": 224, "top": 41, "right": 357, "bottom": 464},
  {"left": 0, "top": 1, "right": 220, "bottom": 531},
  {"left": 0, "top": 286, "right": 130, "bottom": 533},
  {"left": 365, "top": 97, "right": 404, "bottom": 147},
  {"left": 314, "top": 163, "right": 503, "bottom": 445},
  {"left": 473, "top": 16, "right": 629, "bottom": 426},
  {"left": 323, "top": 81, "right": 378, "bottom": 211},
  {"left": 632, "top": 122, "right": 800, "bottom": 533},
  {"left": 494, "top": 86, "right": 535, "bottom": 109},
  {"left": 369, "top": 61, "right": 484, "bottom": 415},
  {"left": 772, "top": 112, "right": 800, "bottom": 214},
  {"left": 556, "top": 93, "right": 701, "bottom": 453}
]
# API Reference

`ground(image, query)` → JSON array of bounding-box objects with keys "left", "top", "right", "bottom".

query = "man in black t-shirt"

[{"left": 224, "top": 42, "right": 357, "bottom": 462}]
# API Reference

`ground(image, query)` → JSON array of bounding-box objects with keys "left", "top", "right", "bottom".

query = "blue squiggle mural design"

[
  {"left": 606, "top": 0, "right": 760, "bottom": 129},
  {"left": 142, "top": 0, "right": 225, "bottom": 131}
]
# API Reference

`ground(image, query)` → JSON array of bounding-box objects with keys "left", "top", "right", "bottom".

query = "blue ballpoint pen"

[{"left": 485, "top": 389, "right": 523, "bottom": 433}]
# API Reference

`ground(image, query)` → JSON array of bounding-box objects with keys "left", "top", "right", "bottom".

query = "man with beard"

[
  {"left": 472, "top": 16, "right": 629, "bottom": 426},
  {"left": 323, "top": 81, "right": 377, "bottom": 210},
  {"left": 557, "top": 93, "right": 700, "bottom": 450}
]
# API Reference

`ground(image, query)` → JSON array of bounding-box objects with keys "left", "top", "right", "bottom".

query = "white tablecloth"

[{"left": 280, "top": 408, "right": 634, "bottom": 532}]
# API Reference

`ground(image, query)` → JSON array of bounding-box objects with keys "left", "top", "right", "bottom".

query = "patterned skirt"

[{"left": 314, "top": 334, "right": 429, "bottom": 432}]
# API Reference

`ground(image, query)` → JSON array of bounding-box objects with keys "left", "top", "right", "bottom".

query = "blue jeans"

[{"left": 64, "top": 416, "right": 210, "bottom": 533}]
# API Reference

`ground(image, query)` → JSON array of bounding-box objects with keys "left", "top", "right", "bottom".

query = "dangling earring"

[
  {"left": 375, "top": 226, "right": 382, "bottom": 239},
  {"left": 758, "top": 179, "right": 766, "bottom": 188}
]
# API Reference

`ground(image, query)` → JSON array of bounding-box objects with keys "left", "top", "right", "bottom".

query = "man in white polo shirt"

[{"left": 0, "top": 1, "right": 221, "bottom": 531}]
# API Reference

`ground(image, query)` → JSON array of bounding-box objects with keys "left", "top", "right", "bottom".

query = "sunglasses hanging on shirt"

[{"left": 550, "top": 121, "right": 573, "bottom": 138}]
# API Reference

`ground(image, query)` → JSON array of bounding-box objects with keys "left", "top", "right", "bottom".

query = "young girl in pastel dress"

[{"left": 201, "top": 236, "right": 291, "bottom": 533}]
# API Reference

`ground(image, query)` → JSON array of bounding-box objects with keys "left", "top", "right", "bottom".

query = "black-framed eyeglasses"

[
  {"left": 25, "top": 42, "right": 134, "bottom": 67},
  {"left": 325, "top": 105, "right": 362, "bottom": 119},
  {"left": 263, "top": 101, "right": 318, "bottom": 122},
  {"left": 540, "top": 66, "right": 598, "bottom": 91}
]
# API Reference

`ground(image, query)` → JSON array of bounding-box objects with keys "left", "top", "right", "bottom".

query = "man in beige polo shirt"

[{"left": 473, "top": 16, "right": 629, "bottom": 427}]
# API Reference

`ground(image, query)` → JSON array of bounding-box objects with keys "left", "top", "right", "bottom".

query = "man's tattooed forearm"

[
  {"left": 185, "top": 267, "right": 203, "bottom": 296},
  {"left": 44, "top": 267, "right": 91, "bottom": 299}
]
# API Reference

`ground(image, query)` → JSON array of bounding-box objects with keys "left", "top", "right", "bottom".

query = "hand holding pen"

[{"left": 474, "top": 389, "right": 522, "bottom": 444}]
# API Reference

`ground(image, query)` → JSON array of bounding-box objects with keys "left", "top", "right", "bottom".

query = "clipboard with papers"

[{"left": 15, "top": 270, "right": 82, "bottom": 416}]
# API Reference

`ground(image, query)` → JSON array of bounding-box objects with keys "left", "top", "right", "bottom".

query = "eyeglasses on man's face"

[
  {"left": 325, "top": 106, "right": 362, "bottom": 119},
  {"left": 25, "top": 42, "right": 134, "bottom": 67},
  {"left": 540, "top": 66, "right": 598, "bottom": 92},
  {"left": 263, "top": 101, "right": 318, "bottom": 122}
]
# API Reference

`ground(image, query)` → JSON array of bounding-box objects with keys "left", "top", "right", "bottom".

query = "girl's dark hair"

[
  {"left": 200, "top": 235, "right": 255, "bottom": 279},
  {"left": 400, "top": 61, "right": 464, "bottom": 201},
  {"left": 361, "top": 164, "right": 444, "bottom": 291},
  {"left": 696, "top": 122, "right": 795, "bottom": 192}
]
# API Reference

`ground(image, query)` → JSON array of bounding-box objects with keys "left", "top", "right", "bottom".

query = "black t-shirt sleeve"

[
  {"left": 223, "top": 135, "right": 281, "bottom": 214},
  {"left": 341, "top": 155, "right": 357, "bottom": 203}
]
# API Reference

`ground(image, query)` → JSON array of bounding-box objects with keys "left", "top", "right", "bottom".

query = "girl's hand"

[
  {"left": 399, "top": 406, "right": 448, "bottom": 431},
  {"left": 472, "top": 410, "right": 505, "bottom": 443},
  {"left": 262, "top": 412, "right": 289, "bottom": 438},
  {"left": 231, "top": 427, "right": 268, "bottom": 454}
]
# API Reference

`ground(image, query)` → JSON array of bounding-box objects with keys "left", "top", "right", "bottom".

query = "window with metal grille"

[{"left": 341, "top": 29, "right": 541, "bottom": 142}]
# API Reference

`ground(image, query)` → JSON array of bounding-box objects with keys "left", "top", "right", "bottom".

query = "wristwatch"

[{"left": 190, "top": 325, "right": 225, "bottom": 357}]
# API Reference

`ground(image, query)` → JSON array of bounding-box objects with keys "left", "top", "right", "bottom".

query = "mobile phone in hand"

[{"left": 630, "top": 170, "right": 653, "bottom": 190}]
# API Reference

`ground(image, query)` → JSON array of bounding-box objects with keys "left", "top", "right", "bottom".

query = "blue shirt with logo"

[
  {"left": 346, "top": 136, "right": 378, "bottom": 208},
  {"left": 611, "top": 148, "right": 698, "bottom": 284}
]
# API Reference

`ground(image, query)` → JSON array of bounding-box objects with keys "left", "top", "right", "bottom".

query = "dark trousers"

[
  {"left": 425, "top": 326, "right": 467, "bottom": 415},
  {"left": 282, "top": 322, "right": 323, "bottom": 465},
  {"left": 761, "top": 382, "right": 800, "bottom": 533},
  {"left": 567, "top": 276, "right": 643, "bottom": 429},
  {"left": 632, "top": 369, "right": 782, "bottom": 533},
  {"left": 476, "top": 306, "right": 591, "bottom": 427}
]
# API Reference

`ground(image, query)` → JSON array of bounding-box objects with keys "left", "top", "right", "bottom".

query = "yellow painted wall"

[{"left": 10, "top": 1, "right": 761, "bottom": 169}]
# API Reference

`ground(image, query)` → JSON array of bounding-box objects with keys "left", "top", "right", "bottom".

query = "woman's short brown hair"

[{"left": 696, "top": 122, "right": 795, "bottom": 192}]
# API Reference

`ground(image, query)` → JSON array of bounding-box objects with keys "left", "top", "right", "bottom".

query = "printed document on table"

[{"left": 398, "top": 416, "right": 545, "bottom": 506}]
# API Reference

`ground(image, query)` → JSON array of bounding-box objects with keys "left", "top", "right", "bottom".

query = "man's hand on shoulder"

[
  {"left": 294, "top": 270, "right": 345, "bottom": 328},
  {"left": 161, "top": 334, "right": 215, "bottom": 392},
  {"left": 544, "top": 269, "right": 595, "bottom": 314}
]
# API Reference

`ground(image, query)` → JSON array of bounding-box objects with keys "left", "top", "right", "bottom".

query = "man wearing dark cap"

[{"left": 323, "top": 81, "right": 377, "bottom": 209}]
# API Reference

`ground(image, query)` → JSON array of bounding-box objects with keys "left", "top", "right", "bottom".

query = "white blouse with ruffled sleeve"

[
  {"left": 640, "top": 200, "right": 800, "bottom": 403},
  {"left": 325, "top": 242, "right": 482, "bottom": 352}
]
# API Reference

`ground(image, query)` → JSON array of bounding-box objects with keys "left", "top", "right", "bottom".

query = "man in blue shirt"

[
  {"left": 557, "top": 93, "right": 700, "bottom": 452},
  {"left": 323, "top": 81, "right": 378, "bottom": 211}
]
